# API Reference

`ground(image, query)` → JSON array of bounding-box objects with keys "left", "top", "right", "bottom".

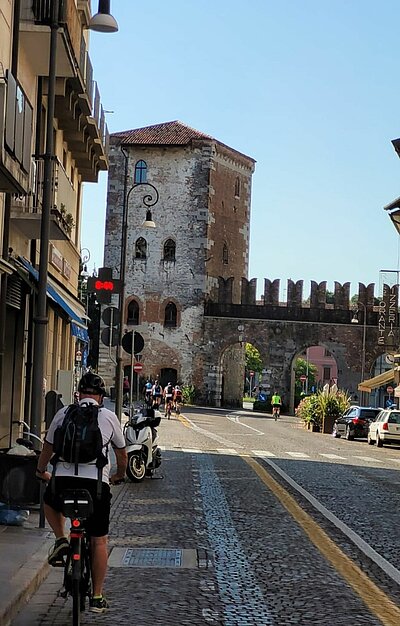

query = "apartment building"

[{"left": 0, "top": 0, "right": 110, "bottom": 442}]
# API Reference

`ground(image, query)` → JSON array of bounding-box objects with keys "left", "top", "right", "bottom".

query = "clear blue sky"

[{"left": 83, "top": 0, "right": 400, "bottom": 299}]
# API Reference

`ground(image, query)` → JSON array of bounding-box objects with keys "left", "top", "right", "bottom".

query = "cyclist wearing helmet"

[{"left": 35, "top": 372, "right": 127, "bottom": 613}]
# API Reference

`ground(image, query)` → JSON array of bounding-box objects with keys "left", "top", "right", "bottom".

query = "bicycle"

[
  {"left": 165, "top": 398, "right": 173, "bottom": 419},
  {"left": 272, "top": 406, "right": 280, "bottom": 421},
  {"left": 60, "top": 489, "right": 93, "bottom": 625}
]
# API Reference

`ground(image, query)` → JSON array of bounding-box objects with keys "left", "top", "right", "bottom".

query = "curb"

[
  {"left": 0, "top": 534, "right": 53, "bottom": 626},
  {"left": 0, "top": 482, "right": 127, "bottom": 626}
]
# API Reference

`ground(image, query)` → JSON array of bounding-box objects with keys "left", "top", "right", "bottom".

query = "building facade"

[
  {"left": 0, "top": 0, "right": 109, "bottom": 444},
  {"left": 100, "top": 121, "right": 255, "bottom": 405}
]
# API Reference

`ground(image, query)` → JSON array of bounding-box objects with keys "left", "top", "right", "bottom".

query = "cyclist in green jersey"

[{"left": 271, "top": 391, "right": 282, "bottom": 420}]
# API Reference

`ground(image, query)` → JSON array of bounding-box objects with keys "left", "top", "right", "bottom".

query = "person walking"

[
  {"left": 123, "top": 376, "right": 130, "bottom": 407},
  {"left": 35, "top": 373, "right": 127, "bottom": 613}
]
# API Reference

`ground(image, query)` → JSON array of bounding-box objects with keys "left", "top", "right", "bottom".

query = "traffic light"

[
  {"left": 100, "top": 306, "right": 120, "bottom": 347},
  {"left": 86, "top": 267, "right": 123, "bottom": 304}
]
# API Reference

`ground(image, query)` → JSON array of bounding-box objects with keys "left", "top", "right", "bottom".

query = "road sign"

[
  {"left": 300, "top": 375, "right": 307, "bottom": 382},
  {"left": 101, "top": 327, "right": 119, "bottom": 347},
  {"left": 101, "top": 306, "right": 120, "bottom": 326},
  {"left": 121, "top": 331, "right": 144, "bottom": 355},
  {"left": 387, "top": 386, "right": 394, "bottom": 394},
  {"left": 133, "top": 362, "right": 143, "bottom": 373},
  {"left": 75, "top": 350, "right": 82, "bottom": 362},
  {"left": 249, "top": 371, "right": 255, "bottom": 376}
]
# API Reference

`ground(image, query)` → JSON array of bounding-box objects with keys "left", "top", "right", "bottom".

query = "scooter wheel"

[{"left": 126, "top": 453, "right": 146, "bottom": 482}]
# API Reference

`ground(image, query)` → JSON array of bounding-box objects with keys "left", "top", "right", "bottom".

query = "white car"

[{"left": 367, "top": 409, "right": 400, "bottom": 447}]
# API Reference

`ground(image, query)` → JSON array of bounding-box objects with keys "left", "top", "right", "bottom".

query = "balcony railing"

[{"left": 10, "top": 156, "right": 76, "bottom": 241}]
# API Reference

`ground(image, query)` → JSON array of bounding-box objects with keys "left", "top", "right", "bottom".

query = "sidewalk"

[{"left": 0, "top": 510, "right": 53, "bottom": 626}]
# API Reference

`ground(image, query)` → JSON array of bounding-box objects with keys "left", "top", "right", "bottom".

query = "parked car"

[
  {"left": 368, "top": 409, "right": 400, "bottom": 447},
  {"left": 332, "top": 406, "right": 382, "bottom": 440}
]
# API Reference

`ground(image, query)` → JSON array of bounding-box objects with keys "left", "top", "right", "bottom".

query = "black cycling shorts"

[
  {"left": 272, "top": 404, "right": 281, "bottom": 408},
  {"left": 43, "top": 476, "right": 112, "bottom": 537}
]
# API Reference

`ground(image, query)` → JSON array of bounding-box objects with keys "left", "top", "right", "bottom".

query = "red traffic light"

[{"left": 95, "top": 279, "right": 114, "bottom": 291}]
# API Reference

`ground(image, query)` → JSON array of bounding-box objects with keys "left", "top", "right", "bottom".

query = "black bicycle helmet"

[{"left": 78, "top": 372, "right": 106, "bottom": 396}]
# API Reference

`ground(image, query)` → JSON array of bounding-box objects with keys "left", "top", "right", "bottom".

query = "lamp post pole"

[{"left": 114, "top": 148, "right": 158, "bottom": 421}]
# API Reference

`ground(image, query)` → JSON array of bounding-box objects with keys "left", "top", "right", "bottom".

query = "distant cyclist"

[
  {"left": 173, "top": 385, "right": 183, "bottom": 413},
  {"left": 271, "top": 391, "right": 282, "bottom": 420},
  {"left": 151, "top": 380, "right": 162, "bottom": 407},
  {"left": 144, "top": 379, "right": 152, "bottom": 406},
  {"left": 163, "top": 382, "right": 174, "bottom": 418}
]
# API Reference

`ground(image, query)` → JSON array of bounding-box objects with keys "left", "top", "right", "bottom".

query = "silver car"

[{"left": 367, "top": 409, "right": 400, "bottom": 447}]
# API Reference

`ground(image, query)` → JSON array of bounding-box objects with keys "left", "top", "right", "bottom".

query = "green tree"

[
  {"left": 245, "top": 343, "right": 263, "bottom": 374},
  {"left": 294, "top": 357, "right": 317, "bottom": 396}
]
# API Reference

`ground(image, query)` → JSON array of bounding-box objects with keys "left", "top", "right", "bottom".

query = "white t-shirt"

[{"left": 45, "top": 398, "right": 125, "bottom": 484}]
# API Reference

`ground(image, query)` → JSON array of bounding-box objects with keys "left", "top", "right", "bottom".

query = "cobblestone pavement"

[{"left": 12, "top": 408, "right": 400, "bottom": 625}]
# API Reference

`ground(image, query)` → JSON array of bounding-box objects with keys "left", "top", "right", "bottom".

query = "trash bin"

[{"left": 0, "top": 449, "right": 40, "bottom": 506}]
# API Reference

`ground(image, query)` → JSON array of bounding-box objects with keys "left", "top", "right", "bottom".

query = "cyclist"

[
  {"left": 163, "top": 382, "right": 174, "bottom": 418},
  {"left": 151, "top": 379, "right": 162, "bottom": 407},
  {"left": 144, "top": 379, "right": 153, "bottom": 407},
  {"left": 173, "top": 385, "right": 182, "bottom": 412},
  {"left": 271, "top": 390, "right": 282, "bottom": 420},
  {"left": 35, "top": 372, "right": 127, "bottom": 614}
]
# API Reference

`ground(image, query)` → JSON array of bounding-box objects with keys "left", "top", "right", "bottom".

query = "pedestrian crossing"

[{"left": 162, "top": 446, "right": 400, "bottom": 466}]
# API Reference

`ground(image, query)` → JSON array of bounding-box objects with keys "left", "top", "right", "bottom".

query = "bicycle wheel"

[
  {"left": 80, "top": 537, "right": 91, "bottom": 612},
  {"left": 71, "top": 540, "right": 82, "bottom": 626}
]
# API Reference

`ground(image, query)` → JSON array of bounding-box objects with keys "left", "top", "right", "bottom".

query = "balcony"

[
  {"left": 10, "top": 157, "right": 77, "bottom": 241},
  {"left": 19, "top": 0, "right": 108, "bottom": 181},
  {"left": 0, "top": 74, "right": 32, "bottom": 194}
]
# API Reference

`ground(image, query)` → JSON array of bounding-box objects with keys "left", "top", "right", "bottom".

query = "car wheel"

[
  {"left": 376, "top": 433, "right": 383, "bottom": 448},
  {"left": 367, "top": 432, "right": 374, "bottom": 445},
  {"left": 345, "top": 425, "right": 354, "bottom": 441}
]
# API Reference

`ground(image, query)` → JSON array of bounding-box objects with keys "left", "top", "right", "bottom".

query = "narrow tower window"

[
  {"left": 164, "top": 302, "right": 177, "bottom": 327},
  {"left": 223, "top": 244, "right": 229, "bottom": 265},
  {"left": 127, "top": 300, "right": 139, "bottom": 325},
  {"left": 163, "top": 238, "right": 176, "bottom": 261},
  {"left": 234, "top": 177, "right": 240, "bottom": 197},
  {"left": 135, "top": 237, "right": 147, "bottom": 259},
  {"left": 134, "top": 160, "right": 147, "bottom": 184}
]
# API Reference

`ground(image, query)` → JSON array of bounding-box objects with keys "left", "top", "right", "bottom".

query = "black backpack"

[
  {"left": 51, "top": 403, "right": 108, "bottom": 497},
  {"left": 167, "top": 384, "right": 173, "bottom": 395}
]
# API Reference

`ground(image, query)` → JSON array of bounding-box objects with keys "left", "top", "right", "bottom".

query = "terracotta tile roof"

[{"left": 112, "top": 121, "right": 213, "bottom": 146}]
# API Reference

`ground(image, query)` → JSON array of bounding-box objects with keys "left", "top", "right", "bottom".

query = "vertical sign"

[{"left": 378, "top": 273, "right": 398, "bottom": 349}]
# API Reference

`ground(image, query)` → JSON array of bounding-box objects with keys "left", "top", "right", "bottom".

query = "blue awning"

[{"left": 18, "top": 257, "right": 89, "bottom": 343}]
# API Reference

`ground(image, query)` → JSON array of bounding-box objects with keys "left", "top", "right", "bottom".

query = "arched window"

[
  {"left": 164, "top": 302, "right": 177, "bottom": 327},
  {"left": 134, "top": 160, "right": 147, "bottom": 184},
  {"left": 223, "top": 243, "right": 229, "bottom": 265},
  {"left": 234, "top": 176, "right": 240, "bottom": 197},
  {"left": 127, "top": 300, "right": 139, "bottom": 325},
  {"left": 135, "top": 237, "right": 147, "bottom": 259},
  {"left": 163, "top": 238, "right": 176, "bottom": 261}
]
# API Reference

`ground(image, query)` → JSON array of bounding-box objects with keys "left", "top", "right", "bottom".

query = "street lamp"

[
  {"left": 351, "top": 302, "right": 367, "bottom": 403},
  {"left": 114, "top": 148, "right": 159, "bottom": 421},
  {"left": 30, "top": 1, "right": 118, "bottom": 440}
]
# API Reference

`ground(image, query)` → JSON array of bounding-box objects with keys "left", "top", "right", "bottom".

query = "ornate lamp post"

[{"left": 114, "top": 148, "right": 158, "bottom": 420}]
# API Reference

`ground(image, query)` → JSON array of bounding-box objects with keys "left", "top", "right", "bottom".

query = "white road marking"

[
  {"left": 216, "top": 448, "right": 238, "bottom": 455},
  {"left": 227, "top": 414, "right": 264, "bottom": 435},
  {"left": 354, "top": 456, "right": 383, "bottom": 463},
  {"left": 180, "top": 448, "right": 203, "bottom": 454},
  {"left": 252, "top": 450, "right": 276, "bottom": 457},
  {"left": 388, "top": 458, "right": 400, "bottom": 464},
  {"left": 287, "top": 452, "right": 310, "bottom": 458},
  {"left": 319, "top": 453, "right": 346, "bottom": 460}
]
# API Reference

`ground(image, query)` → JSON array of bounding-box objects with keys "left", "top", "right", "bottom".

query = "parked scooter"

[{"left": 124, "top": 407, "right": 162, "bottom": 482}]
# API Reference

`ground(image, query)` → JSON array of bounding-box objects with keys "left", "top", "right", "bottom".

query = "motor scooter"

[{"left": 124, "top": 407, "right": 162, "bottom": 482}]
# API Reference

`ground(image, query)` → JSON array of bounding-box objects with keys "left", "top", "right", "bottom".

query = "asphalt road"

[{"left": 12, "top": 406, "right": 400, "bottom": 625}]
